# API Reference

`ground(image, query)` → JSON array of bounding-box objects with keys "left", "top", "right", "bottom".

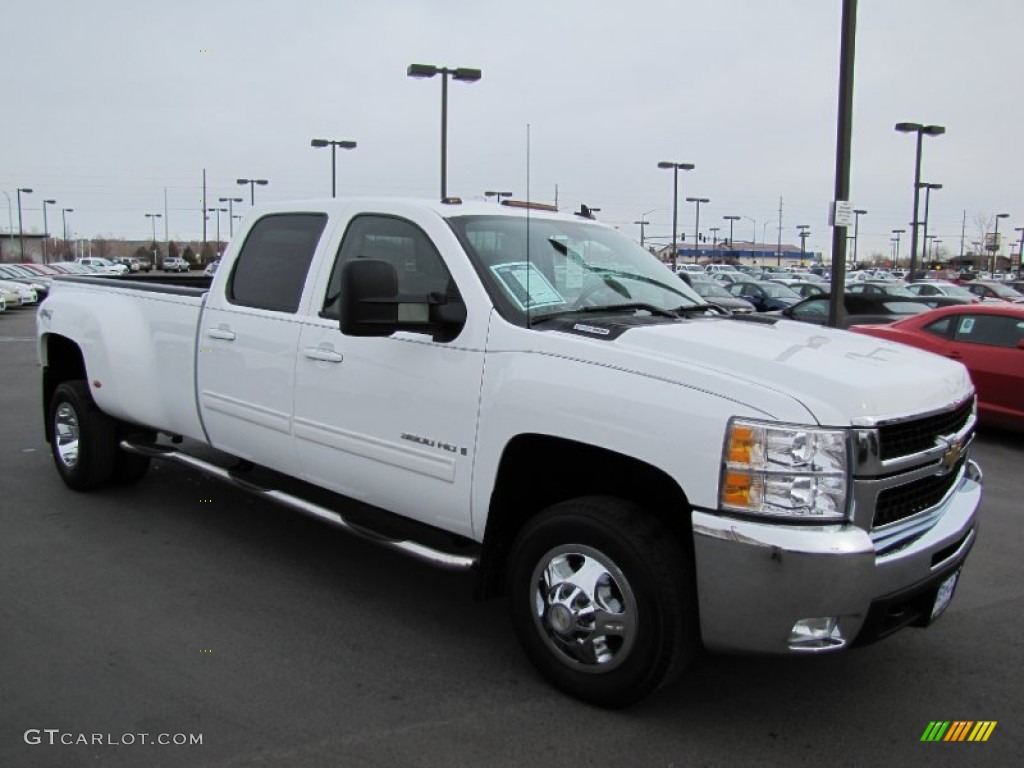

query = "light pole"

[
  {"left": 62, "top": 208, "right": 73, "bottom": 261},
  {"left": 723, "top": 215, "right": 740, "bottom": 259},
  {"left": 709, "top": 226, "right": 721, "bottom": 262},
  {"left": 991, "top": 213, "right": 1009, "bottom": 273},
  {"left": 797, "top": 225, "right": 810, "bottom": 264},
  {"left": 42, "top": 199, "right": 56, "bottom": 264},
  {"left": 16, "top": 187, "right": 32, "bottom": 260},
  {"left": 657, "top": 162, "right": 695, "bottom": 270},
  {"left": 895, "top": 122, "right": 945, "bottom": 279},
  {"left": 236, "top": 178, "right": 268, "bottom": 205},
  {"left": 219, "top": 197, "right": 243, "bottom": 237},
  {"left": 484, "top": 190, "right": 513, "bottom": 204},
  {"left": 310, "top": 138, "right": 357, "bottom": 198},
  {"left": 931, "top": 238, "right": 942, "bottom": 261},
  {"left": 686, "top": 196, "right": 709, "bottom": 264},
  {"left": 852, "top": 208, "right": 867, "bottom": 264},
  {"left": 918, "top": 182, "right": 942, "bottom": 270},
  {"left": 145, "top": 213, "right": 162, "bottom": 268},
  {"left": 892, "top": 228, "right": 905, "bottom": 268},
  {"left": 1016, "top": 227, "right": 1024, "bottom": 274},
  {"left": 208, "top": 207, "right": 227, "bottom": 255},
  {"left": 407, "top": 63, "right": 482, "bottom": 199}
]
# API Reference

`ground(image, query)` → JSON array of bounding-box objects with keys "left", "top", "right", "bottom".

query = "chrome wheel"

[
  {"left": 54, "top": 402, "right": 80, "bottom": 469},
  {"left": 531, "top": 544, "right": 637, "bottom": 673}
]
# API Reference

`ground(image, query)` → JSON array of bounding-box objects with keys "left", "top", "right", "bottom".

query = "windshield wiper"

[{"left": 532, "top": 303, "right": 684, "bottom": 325}]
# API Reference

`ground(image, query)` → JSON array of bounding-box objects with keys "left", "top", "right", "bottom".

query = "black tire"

[
  {"left": 506, "top": 496, "right": 697, "bottom": 708},
  {"left": 49, "top": 380, "right": 119, "bottom": 490}
]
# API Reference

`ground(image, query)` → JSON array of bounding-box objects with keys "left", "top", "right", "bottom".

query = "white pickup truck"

[{"left": 37, "top": 198, "right": 982, "bottom": 707}]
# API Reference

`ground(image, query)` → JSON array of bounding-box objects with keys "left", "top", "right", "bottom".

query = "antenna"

[{"left": 526, "top": 123, "right": 531, "bottom": 329}]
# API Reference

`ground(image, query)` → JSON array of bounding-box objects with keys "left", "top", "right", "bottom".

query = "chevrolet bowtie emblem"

[{"left": 938, "top": 436, "right": 964, "bottom": 473}]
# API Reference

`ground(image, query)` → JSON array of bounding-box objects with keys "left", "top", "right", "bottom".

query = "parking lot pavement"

[{"left": 2, "top": 306, "right": 1021, "bottom": 767}]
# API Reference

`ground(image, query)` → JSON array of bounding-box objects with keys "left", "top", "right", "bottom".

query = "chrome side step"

[{"left": 120, "top": 440, "right": 478, "bottom": 572}]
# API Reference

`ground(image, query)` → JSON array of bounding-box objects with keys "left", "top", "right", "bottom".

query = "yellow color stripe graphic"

[{"left": 968, "top": 721, "right": 997, "bottom": 742}]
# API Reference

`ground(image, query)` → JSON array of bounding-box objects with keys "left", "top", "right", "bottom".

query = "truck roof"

[{"left": 246, "top": 197, "right": 595, "bottom": 224}]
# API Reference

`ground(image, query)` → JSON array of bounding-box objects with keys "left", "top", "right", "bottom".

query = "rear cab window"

[{"left": 228, "top": 213, "right": 328, "bottom": 313}]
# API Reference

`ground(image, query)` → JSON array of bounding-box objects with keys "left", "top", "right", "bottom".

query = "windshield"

[
  {"left": 755, "top": 282, "right": 801, "bottom": 299},
  {"left": 692, "top": 281, "right": 734, "bottom": 300},
  {"left": 448, "top": 214, "right": 705, "bottom": 323}
]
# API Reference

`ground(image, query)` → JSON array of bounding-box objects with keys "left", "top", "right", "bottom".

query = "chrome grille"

[
  {"left": 873, "top": 460, "right": 964, "bottom": 528},
  {"left": 876, "top": 399, "right": 973, "bottom": 460}
]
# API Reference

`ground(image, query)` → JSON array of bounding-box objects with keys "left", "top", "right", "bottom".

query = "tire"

[
  {"left": 50, "top": 380, "right": 119, "bottom": 490},
  {"left": 506, "top": 496, "right": 697, "bottom": 708}
]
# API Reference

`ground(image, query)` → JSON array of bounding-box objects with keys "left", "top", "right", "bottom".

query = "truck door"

[
  {"left": 293, "top": 213, "right": 485, "bottom": 538},
  {"left": 197, "top": 213, "right": 329, "bottom": 477}
]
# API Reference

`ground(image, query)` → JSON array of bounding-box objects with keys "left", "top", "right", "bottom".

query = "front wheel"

[{"left": 507, "top": 497, "right": 697, "bottom": 708}]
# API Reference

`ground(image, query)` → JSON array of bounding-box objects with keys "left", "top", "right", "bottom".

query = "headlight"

[{"left": 719, "top": 419, "right": 849, "bottom": 522}]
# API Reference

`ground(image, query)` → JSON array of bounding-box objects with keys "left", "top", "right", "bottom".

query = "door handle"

[
  {"left": 303, "top": 346, "right": 343, "bottom": 363},
  {"left": 208, "top": 328, "right": 236, "bottom": 341}
]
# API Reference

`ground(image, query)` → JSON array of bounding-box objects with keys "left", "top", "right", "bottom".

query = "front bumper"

[{"left": 691, "top": 459, "right": 982, "bottom": 654}]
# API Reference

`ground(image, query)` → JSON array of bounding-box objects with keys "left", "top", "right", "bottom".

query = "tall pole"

[
  {"left": 17, "top": 187, "right": 32, "bottom": 260},
  {"left": 919, "top": 183, "right": 941, "bottom": 268},
  {"left": 797, "top": 225, "right": 810, "bottom": 263},
  {"left": 909, "top": 132, "right": 924, "bottom": 277},
  {"left": 220, "top": 197, "right": 243, "bottom": 237},
  {"left": 992, "top": 214, "right": 1009, "bottom": 273},
  {"left": 1016, "top": 227, "right": 1024, "bottom": 274},
  {"left": 440, "top": 71, "right": 448, "bottom": 198},
  {"left": 658, "top": 163, "right": 694, "bottom": 270},
  {"left": 959, "top": 209, "right": 967, "bottom": 264},
  {"left": 687, "top": 197, "right": 709, "bottom": 264},
  {"left": 42, "top": 199, "right": 55, "bottom": 264},
  {"left": 892, "top": 229, "right": 905, "bottom": 267},
  {"left": 62, "top": 208, "right": 73, "bottom": 261},
  {"left": 852, "top": 209, "right": 866, "bottom": 264},
  {"left": 202, "top": 169, "right": 208, "bottom": 248},
  {"left": 633, "top": 218, "right": 650, "bottom": 248}
]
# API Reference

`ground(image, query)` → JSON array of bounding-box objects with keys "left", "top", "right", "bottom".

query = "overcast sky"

[{"left": 2, "top": 0, "right": 1020, "bottom": 261}]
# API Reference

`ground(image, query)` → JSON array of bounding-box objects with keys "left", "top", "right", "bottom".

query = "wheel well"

[
  {"left": 41, "top": 334, "right": 87, "bottom": 443},
  {"left": 475, "top": 434, "right": 694, "bottom": 599}
]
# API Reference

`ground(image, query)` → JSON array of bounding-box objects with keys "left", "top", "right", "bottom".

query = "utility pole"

[
  {"left": 959, "top": 209, "right": 966, "bottom": 264},
  {"left": 633, "top": 218, "right": 650, "bottom": 247},
  {"left": 202, "top": 169, "right": 208, "bottom": 247},
  {"left": 776, "top": 196, "right": 783, "bottom": 266}
]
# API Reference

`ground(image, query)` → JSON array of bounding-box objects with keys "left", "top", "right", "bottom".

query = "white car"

[
  {"left": 76, "top": 257, "right": 128, "bottom": 276},
  {"left": 0, "top": 279, "right": 38, "bottom": 305},
  {"left": 163, "top": 257, "right": 190, "bottom": 273}
]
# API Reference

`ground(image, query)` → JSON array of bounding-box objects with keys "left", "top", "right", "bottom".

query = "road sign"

[{"left": 830, "top": 200, "right": 853, "bottom": 228}]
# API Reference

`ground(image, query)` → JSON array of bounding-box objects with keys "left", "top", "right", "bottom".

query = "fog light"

[{"left": 788, "top": 617, "right": 846, "bottom": 651}]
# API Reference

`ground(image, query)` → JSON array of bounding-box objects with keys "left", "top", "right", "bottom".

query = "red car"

[{"left": 850, "top": 304, "right": 1024, "bottom": 431}]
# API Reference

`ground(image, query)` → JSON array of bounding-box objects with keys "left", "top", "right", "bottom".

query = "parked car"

[
  {"left": 906, "top": 281, "right": 983, "bottom": 304},
  {"left": 75, "top": 257, "right": 128, "bottom": 275},
  {"left": 0, "top": 279, "right": 38, "bottom": 306},
  {"left": 112, "top": 257, "right": 141, "bottom": 272},
  {"left": 725, "top": 280, "right": 802, "bottom": 311},
  {"left": 162, "top": 256, "right": 190, "bottom": 273},
  {"left": 0, "top": 265, "right": 50, "bottom": 298},
  {"left": 847, "top": 281, "right": 972, "bottom": 308},
  {"left": 959, "top": 280, "right": 1024, "bottom": 304},
  {"left": 771, "top": 293, "right": 932, "bottom": 328},
  {"left": 0, "top": 282, "right": 22, "bottom": 309},
  {"left": 767, "top": 278, "right": 827, "bottom": 299},
  {"left": 678, "top": 273, "right": 755, "bottom": 314},
  {"left": 851, "top": 304, "right": 1024, "bottom": 432}
]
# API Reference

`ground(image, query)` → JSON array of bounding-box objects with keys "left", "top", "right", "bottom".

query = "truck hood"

[{"left": 594, "top": 317, "right": 973, "bottom": 426}]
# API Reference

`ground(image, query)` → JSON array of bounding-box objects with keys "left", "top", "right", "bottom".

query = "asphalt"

[{"left": 1, "top": 305, "right": 1020, "bottom": 768}]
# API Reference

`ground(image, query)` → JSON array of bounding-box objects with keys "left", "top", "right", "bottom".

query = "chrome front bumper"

[{"left": 691, "top": 460, "right": 982, "bottom": 654}]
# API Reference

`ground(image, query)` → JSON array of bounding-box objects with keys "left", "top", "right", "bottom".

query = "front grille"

[
  {"left": 873, "top": 461, "right": 964, "bottom": 527},
  {"left": 876, "top": 399, "right": 973, "bottom": 460}
]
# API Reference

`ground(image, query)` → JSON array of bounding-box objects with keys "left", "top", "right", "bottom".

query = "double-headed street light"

[
  {"left": 852, "top": 209, "right": 867, "bottom": 264},
  {"left": 892, "top": 228, "right": 906, "bottom": 266},
  {"left": 484, "top": 190, "right": 513, "bottom": 203},
  {"left": 991, "top": 213, "right": 1010, "bottom": 273},
  {"left": 1015, "top": 227, "right": 1024, "bottom": 274},
  {"left": 145, "top": 213, "right": 162, "bottom": 268},
  {"left": 219, "top": 197, "right": 244, "bottom": 237},
  {"left": 895, "top": 122, "right": 945, "bottom": 278},
  {"left": 723, "top": 215, "right": 740, "bottom": 254},
  {"left": 310, "top": 138, "right": 357, "bottom": 198},
  {"left": 236, "top": 178, "right": 268, "bottom": 205},
  {"left": 208, "top": 207, "right": 227, "bottom": 254},
  {"left": 917, "top": 182, "right": 942, "bottom": 268},
  {"left": 62, "top": 208, "right": 74, "bottom": 260},
  {"left": 16, "top": 187, "right": 32, "bottom": 259},
  {"left": 657, "top": 163, "right": 694, "bottom": 270},
  {"left": 407, "top": 63, "right": 482, "bottom": 200},
  {"left": 42, "top": 199, "right": 56, "bottom": 264},
  {"left": 797, "top": 225, "right": 811, "bottom": 263},
  {"left": 686, "top": 196, "right": 710, "bottom": 264}
]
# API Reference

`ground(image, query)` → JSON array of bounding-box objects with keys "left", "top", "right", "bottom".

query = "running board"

[{"left": 120, "top": 440, "right": 478, "bottom": 572}]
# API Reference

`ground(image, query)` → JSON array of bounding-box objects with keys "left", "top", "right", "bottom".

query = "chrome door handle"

[
  {"left": 208, "top": 328, "right": 236, "bottom": 341},
  {"left": 303, "top": 346, "right": 343, "bottom": 363}
]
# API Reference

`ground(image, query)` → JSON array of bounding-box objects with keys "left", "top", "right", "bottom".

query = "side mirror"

[{"left": 339, "top": 258, "right": 465, "bottom": 341}]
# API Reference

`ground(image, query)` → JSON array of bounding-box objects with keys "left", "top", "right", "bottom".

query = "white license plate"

[{"left": 930, "top": 571, "right": 960, "bottom": 622}]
